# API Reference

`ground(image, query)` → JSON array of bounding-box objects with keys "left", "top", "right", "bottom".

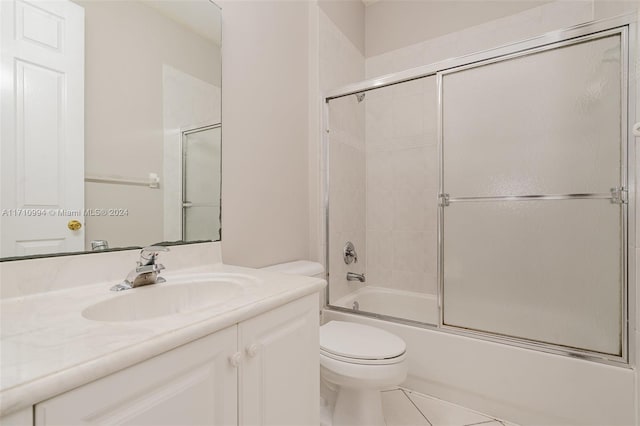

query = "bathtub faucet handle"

[{"left": 343, "top": 241, "right": 358, "bottom": 264}]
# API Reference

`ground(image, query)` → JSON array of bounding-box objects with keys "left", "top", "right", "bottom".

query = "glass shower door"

[
  {"left": 439, "top": 31, "right": 626, "bottom": 357},
  {"left": 182, "top": 124, "right": 222, "bottom": 241}
]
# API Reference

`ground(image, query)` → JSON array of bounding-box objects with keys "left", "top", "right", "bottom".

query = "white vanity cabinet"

[
  {"left": 33, "top": 294, "right": 319, "bottom": 426},
  {"left": 35, "top": 325, "right": 238, "bottom": 426},
  {"left": 1, "top": 407, "right": 33, "bottom": 425},
  {"left": 239, "top": 293, "right": 319, "bottom": 425}
]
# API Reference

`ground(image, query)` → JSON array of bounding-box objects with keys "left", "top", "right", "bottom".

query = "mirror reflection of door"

[
  {"left": 181, "top": 124, "right": 221, "bottom": 241},
  {"left": 0, "top": 0, "right": 85, "bottom": 257}
]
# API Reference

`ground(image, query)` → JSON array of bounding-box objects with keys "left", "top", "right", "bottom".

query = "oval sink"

[{"left": 82, "top": 280, "right": 243, "bottom": 322}]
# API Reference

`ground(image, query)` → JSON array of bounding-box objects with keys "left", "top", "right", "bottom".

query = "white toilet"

[
  {"left": 320, "top": 320, "right": 407, "bottom": 426},
  {"left": 262, "top": 261, "right": 408, "bottom": 426}
]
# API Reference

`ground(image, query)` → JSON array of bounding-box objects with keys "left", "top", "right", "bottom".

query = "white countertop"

[{"left": 0, "top": 263, "right": 325, "bottom": 417}]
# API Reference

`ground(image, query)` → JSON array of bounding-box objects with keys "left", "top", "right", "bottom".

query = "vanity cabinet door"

[
  {"left": 238, "top": 294, "right": 319, "bottom": 426},
  {"left": 35, "top": 325, "right": 237, "bottom": 426},
  {"left": 0, "top": 407, "right": 33, "bottom": 426}
]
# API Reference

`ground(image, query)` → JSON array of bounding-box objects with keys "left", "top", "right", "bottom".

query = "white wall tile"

[
  {"left": 366, "top": 150, "right": 393, "bottom": 191},
  {"left": 321, "top": 8, "right": 366, "bottom": 305},
  {"left": 393, "top": 148, "right": 429, "bottom": 190},
  {"left": 364, "top": 74, "right": 438, "bottom": 296},
  {"left": 366, "top": 230, "right": 393, "bottom": 267},
  {"left": 393, "top": 188, "right": 428, "bottom": 232},
  {"left": 366, "top": 187, "right": 393, "bottom": 231},
  {"left": 393, "top": 230, "right": 428, "bottom": 273},
  {"left": 365, "top": 95, "right": 393, "bottom": 150},
  {"left": 392, "top": 94, "right": 425, "bottom": 139}
]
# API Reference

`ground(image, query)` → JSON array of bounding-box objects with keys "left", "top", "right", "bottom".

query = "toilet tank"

[
  {"left": 262, "top": 261, "right": 326, "bottom": 311},
  {"left": 262, "top": 260, "right": 325, "bottom": 279}
]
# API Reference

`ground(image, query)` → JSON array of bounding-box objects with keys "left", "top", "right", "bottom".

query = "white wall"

[
  {"left": 365, "top": 0, "right": 552, "bottom": 57},
  {"left": 366, "top": 0, "right": 638, "bottom": 79},
  {"left": 220, "top": 0, "right": 310, "bottom": 268},
  {"left": 318, "top": 0, "right": 365, "bottom": 55}
]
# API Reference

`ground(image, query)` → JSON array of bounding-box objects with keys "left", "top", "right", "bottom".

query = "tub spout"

[{"left": 346, "top": 272, "right": 366, "bottom": 282}]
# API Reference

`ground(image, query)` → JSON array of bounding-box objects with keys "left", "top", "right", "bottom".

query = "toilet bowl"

[
  {"left": 260, "top": 262, "right": 407, "bottom": 426},
  {"left": 320, "top": 320, "right": 408, "bottom": 426}
]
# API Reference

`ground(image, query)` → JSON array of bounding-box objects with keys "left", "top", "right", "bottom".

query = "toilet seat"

[
  {"left": 320, "top": 348, "right": 406, "bottom": 365},
  {"left": 320, "top": 321, "right": 406, "bottom": 365}
]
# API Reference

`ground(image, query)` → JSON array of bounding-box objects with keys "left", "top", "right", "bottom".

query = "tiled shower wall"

[
  {"left": 364, "top": 77, "right": 438, "bottom": 295},
  {"left": 319, "top": 10, "right": 366, "bottom": 303},
  {"left": 361, "top": 0, "right": 640, "bottom": 299},
  {"left": 328, "top": 96, "right": 366, "bottom": 303},
  {"left": 361, "top": 1, "right": 599, "bottom": 297}
]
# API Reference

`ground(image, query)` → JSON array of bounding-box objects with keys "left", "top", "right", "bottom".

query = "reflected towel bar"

[{"left": 85, "top": 173, "right": 160, "bottom": 189}]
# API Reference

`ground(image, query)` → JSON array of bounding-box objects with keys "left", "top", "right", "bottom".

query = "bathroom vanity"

[{"left": 0, "top": 245, "right": 325, "bottom": 425}]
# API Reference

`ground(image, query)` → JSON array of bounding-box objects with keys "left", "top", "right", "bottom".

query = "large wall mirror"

[{"left": 0, "top": 0, "right": 222, "bottom": 260}]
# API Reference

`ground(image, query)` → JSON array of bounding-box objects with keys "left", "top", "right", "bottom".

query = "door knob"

[{"left": 67, "top": 220, "right": 82, "bottom": 231}]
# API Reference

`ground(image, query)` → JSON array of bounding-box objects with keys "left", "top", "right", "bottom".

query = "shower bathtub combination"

[{"left": 322, "top": 13, "right": 638, "bottom": 426}]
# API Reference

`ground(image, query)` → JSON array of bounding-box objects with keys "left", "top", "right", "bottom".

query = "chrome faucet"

[
  {"left": 346, "top": 272, "right": 365, "bottom": 282},
  {"left": 90, "top": 239, "right": 109, "bottom": 251},
  {"left": 110, "top": 246, "right": 169, "bottom": 291}
]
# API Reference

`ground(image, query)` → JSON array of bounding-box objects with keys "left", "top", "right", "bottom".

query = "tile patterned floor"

[{"left": 382, "top": 388, "right": 518, "bottom": 426}]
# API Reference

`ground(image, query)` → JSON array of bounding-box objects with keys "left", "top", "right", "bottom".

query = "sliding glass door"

[
  {"left": 182, "top": 124, "right": 222, "bottom": 241},
  {"left": 439, "top": 30, "right": 627, "bottom": 357}
]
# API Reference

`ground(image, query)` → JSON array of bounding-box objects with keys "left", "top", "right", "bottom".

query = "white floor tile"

[
  {"left": 382, "top": 389, "right": 431, "bottom": 426},
  {"left": 319, "top": 387, "right": 518, "bottom": 426},
  {"left": 405, "top": 390, "right": 495, "bottom": 426}
]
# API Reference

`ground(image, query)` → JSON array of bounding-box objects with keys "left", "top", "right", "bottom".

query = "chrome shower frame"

[
  {"left": 180, "top": 123, "right": 222, "bottom": 241},
  {"left": 323, "top": 13, "right": 637, "bottom": 367}
]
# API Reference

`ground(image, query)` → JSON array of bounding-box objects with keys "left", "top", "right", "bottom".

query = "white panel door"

[
  {"left": 0, "top": 0, "right": 85, "bottom": 257},
  {"left": 35, "top": 326, "right": 238, "bottom": 426},
  {"left": 239, "top": 294, "right": 319, "bottom": 426}
]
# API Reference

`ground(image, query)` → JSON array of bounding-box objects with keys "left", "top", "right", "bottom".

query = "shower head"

[{"left": 355, "top": 92, "right": 365, "bottom": 103}]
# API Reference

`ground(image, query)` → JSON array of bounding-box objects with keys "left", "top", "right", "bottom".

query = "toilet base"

[{"left": 332, "top": 387, "right": 385, "bottom": 426}]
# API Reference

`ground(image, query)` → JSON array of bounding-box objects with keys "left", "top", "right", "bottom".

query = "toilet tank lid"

[{"left": 262, "top": 260, "right": 324, "bottom": 277}]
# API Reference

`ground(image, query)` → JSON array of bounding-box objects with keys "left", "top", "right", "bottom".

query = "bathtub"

[
  {"left": 323, "top": 299, "right": 635, "bottom": 426},
  {"left": 332, "top": 286, "right": 438, "bottom": 325}
]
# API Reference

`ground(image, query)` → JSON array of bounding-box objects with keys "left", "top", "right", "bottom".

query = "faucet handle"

[
  {"left": 343, "top": 241, "right": 358, "bottom": 264},
  {"left": 140, "top": 245, "right": 169, "bottom": 265}
]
